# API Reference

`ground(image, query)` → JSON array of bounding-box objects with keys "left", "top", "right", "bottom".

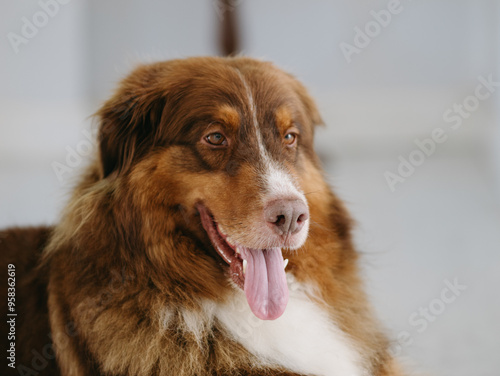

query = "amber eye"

[
  {"left": 205, "top": 132, "right": 227, "bottom": 146},
  {"left": 284, "top": 132, "right": 297, "bottom": 146}
]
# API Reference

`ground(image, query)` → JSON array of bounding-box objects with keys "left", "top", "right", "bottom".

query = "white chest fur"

[{"left": 190, "top": 275, "right": 367, "bottom": 376}]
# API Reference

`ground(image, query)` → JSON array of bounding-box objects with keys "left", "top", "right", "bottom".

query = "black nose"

[{"left": 264, "top": 199, "right": 309, "bottom": 236}]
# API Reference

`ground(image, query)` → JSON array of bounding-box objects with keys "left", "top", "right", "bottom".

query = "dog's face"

[{"left": 97, "top": 57, "right": 323, "bottom": 319}]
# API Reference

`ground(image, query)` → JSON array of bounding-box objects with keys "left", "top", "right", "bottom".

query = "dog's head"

[{"left": 97, "top": 57, "right": 323, "bottom": 320}]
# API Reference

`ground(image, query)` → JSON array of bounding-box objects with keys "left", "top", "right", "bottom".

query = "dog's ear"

[
  {"left": 96, "top": 67, "right": 168, "bottom": 178},
  {"left": 293, "top": 81, "right": 324, "bottom": 128},
  {"left": 281, "top": 70, "right": 323, "bottom": 128}
]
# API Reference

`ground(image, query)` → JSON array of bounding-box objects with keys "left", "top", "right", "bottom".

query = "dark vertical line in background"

[{"left": 219, "top": 0, "right": 240, "bottom": 56}]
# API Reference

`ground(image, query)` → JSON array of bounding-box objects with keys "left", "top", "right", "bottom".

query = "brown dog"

[{"left": 1, "top": 57, "right": 403, "bottom": 375}]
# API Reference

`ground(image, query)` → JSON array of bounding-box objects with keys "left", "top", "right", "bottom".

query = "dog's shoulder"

[{"left": 0, "top": 226, "right": 59, "bottom": 375}]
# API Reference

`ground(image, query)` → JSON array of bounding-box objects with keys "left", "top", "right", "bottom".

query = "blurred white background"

[{"left": 1, "top": 1, "right": 499, "bottom": 375}]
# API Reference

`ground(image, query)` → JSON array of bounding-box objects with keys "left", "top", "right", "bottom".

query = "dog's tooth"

[
  {"left": 243, "top": 259, "right": 247, "bottom": 274},
  {"left": 283, "top": 259, "right": 289, "bottom": 270}
]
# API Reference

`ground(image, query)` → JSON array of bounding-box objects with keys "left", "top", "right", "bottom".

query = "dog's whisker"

[{"left": 303, "top": 189, "right": 325, "bottom": 196}]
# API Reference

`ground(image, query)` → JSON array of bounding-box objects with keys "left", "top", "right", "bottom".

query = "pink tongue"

[{"left": 239, "top": 247, "right": 289, "bottom": 320}]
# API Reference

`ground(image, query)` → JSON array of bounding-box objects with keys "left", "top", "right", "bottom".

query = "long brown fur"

[{"left": 1, "top": 57, "right": 403, "bottom": 376}]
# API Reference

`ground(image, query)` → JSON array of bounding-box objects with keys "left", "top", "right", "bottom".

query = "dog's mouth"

[{"left": 197, "top": 203, "right": 289, "bottom": 320}]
